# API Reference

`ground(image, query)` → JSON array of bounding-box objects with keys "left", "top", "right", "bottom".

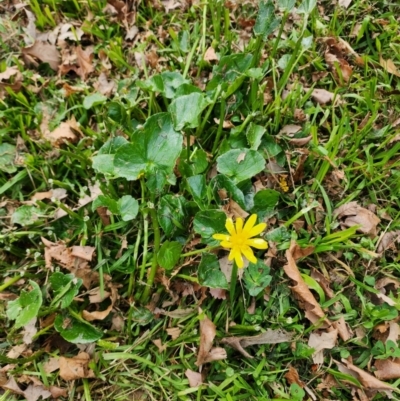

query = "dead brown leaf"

[
  {"left": 380, "top": 56, "right": 400, "bottom": 77},
  {"left": 43, "top": 118, "right": 81, "bottom": 147},
  {"left": 333, "top": 316, "right": 353, "bottom": 341},
  {"left": 154, "top": 307, "right": 195, "bottom": 319},
  {"left": 22, "top": 41, "right": 60, "bottom": 71},
  {"left": 375, "top": 358, "right": 400, "bottom": 380},
  {"left": 336, "top": 359, "right": 394, "bottom": 395},
  {"left": 0, "top": 67, "right": 23, "bottom": 96},
  {"left": 31, "top": 188, "right": 67, "bottom": 201},
  {"left": 1, "top": 376, "right": 55, "bottom": 401},
  {"left": 310, "top": 268, "right": 334, "bottom": 299},
  {"left": 166, "top": 327, "right": 181, "bottom": 340},
  {"left": 284, "top": 365, "right": 304, "bottom": 387},
  {"left": 334, "top": 201, "right": 380, "bottom": 237},
  {"left": 209, "top": 288, "right": 227, "bottom": 300},
  {"left": 213, "top": 118, "right": 234, "bottom": 128},
  {"left": 288, "top": 136, "right": 312, "bottom": 147},
  {"left": 284, "top": 241, "right": 330, "bottom": 326},
  {"left": 196, "top": 312, "right": 227, "bottom": 366},
  {"left": 223, "top": 199, "right": 249, "bottom": 220},
  {"left": 204, "top": 47, "right": 218, "bottom": 62},
  {"left": 153, "top": 339, "right": 167, "bottom": 352},
  {"left": 82, "top": 285, "right": 117, "bottom": 322},
  {"left": 7, "top": 344, "right": 27, "bottom": 359},
  {"left": 59, "top": 352, "right": 95, "bottom": 381},
  {"left": 60, "top": 46, "right": 94, "bottom": 81},
  {"left": 22, "top": 317, "right": 37, "bottom": 345},
  {"left": 0, "top": 292, "right": 18, "bottom": 301},
  {"left": 111, "top": 313, "right": 125, "bottom": 331},
  {"left": 324, "top": 38, "right": 353, "bottom": 83},
  {"left": 94, "top": 72, "right": 116, "bottom": 96},
  {"left": 43, "top": 357, "right": 60, "bottom": 374},
  {"left": 308, "top": 329, "right": 338, "bottom": 364},
  {"left": 221, "top": 329, "right": 294, "bottom": 359},
  {"left": 279, "top": 125, "right": 302, "bottom": 136},
  {"left": 377, "top": 230, "right": 400, "bottom": 253},
  {"left": 185, "top": 369, "right": 203, "bottom": 387},
  {"left": 309, "top": 88, "right": 338, "bottom": 105}
]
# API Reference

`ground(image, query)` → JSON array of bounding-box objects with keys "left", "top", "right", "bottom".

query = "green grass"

[{"left": 1, "top": 0, "right": 400, "bottom": 400}]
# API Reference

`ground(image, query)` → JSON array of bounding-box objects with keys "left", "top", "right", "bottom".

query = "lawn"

[{"left": 1, "top": 0, "right": 400, "bottom": 400}]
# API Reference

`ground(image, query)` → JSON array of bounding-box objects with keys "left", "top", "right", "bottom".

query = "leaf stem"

[
  {"left": 0, "top": 275, "right": 23, "bottom": 292},
  {"left": 140, "top": 206, "right": 161, "bottom": 304},
  {"left": 230, "top": 260, "right": 238, "bottom": 302}
]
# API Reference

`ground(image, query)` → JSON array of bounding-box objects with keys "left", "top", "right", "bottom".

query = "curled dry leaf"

[
  {"left": 196, "top": 312, "right": 227, "bottom": 366},
  {"left": 22, "top": 41, "right": 60, "bottom": 71},
  {"left": 204, "top": 47, "right": 218, "bottom": 62},
  {"left": 59, "top": 352, "right": 95, "bottom": 381},
  {"left": 0, "top": 67, "right": 23, "bottom": 95},
  {"left": 324, "top": 37, "right": 353, "bottom": 83},
  {"left": 380, "top": 56, "right": 400, "bottom": 78},
  {"left": 335, "top": 359, "right": 394, "bottom": 395},
  {"left": 31, "top": 188, "right": 67, "bottom": 201},
  {"left": 284, "top": 365, "right": 304, "bottom": 387},
  {"left": 44, "top": 118, "right": 81, "bottom": 147},
  {"left": 375, "top": 359, "right": 400, "bottom": 380},
  {"left": 308, "top": 329, "right": 338, "bottom": 364},
  {"left": 288, "top": 136, "right": 312, "bottom": 147},
  {"left": 278, "top": 125, "right": 302, "bottom": 136},
  {"left": 377, "top": 230, "right": 400, "bottom": 253},
  {"left": 308, "top": 88, "right": 339, "bottom": 105},
  {"left": 154, "top": 307, "right": 195, "bottom": 319},
  {"left": 334, "top": 201, "right": 380, "bottom": 237},
  {"left": 284, "top": 241, "right": 331, "bottom": 326},
  {"left": 82, "top": 285, "right": 118, "bottom": 322},
  {"left": 333, "top": 316, "right": 353, "bottom": 341},
  {"left": 223, "top": 199, "right": 249, "bottom": 219},
  {"left": 185, "top": 369, "right": 203, "bottom": 387},
  {"left": 221, "top": 329, "right": 294, "bottom": 359}
]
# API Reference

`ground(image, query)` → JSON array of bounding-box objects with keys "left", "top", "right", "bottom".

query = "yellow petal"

[
  {"left": 213, "top": 234, "right": 230, "bottom": 241},
  {"left": 240, "top": 245, "right": 257, "bottom": 264},
  {"left": 226, "top": 218, "right": 235, "bottom": 235},
  {"left": 242, "top": 214, "right": 257, "bottom": 236},
  {"left": 246, "top": 238, "right": 268, "bottom": 249},
  {"left": 228, "top": 248, "right": 236, "bottom": 261},
  {"left": 220, "top": 241, "right": 233, "bottom": 248},
  {"left": 235, "top": 217, "right": 243, "bottom": 234},
  {"left": 247, "top": 222, "right": 267, "bottom": 238},
  {"left": 234, "top": 252, "right": 244, "bottom": 268}
]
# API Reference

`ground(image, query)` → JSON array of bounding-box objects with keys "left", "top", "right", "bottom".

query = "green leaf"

[
  {"left": 261, "top": 134, "right": 283, "bottom": 158},
  {"left": 297, "top": 0, "right": 317, "bottom": 14},
  {"left": 198, "top": 253, "right": 228, "bottom": 289},
  {"left": 83, "top": 93, "right": 107, "bottom": 109},
  {"left": 140, "top": 71, "right": 189, "bottom": 98},
  {"left": 54, "top": 314, "right": 103, "bottom": 344},
  {"left": 7, "top": 281, "right": 42, "bottom": 329},
  {"left": 187, "top": 175, "right": 207, "bottom": 208},
  {"left": 146, "top": 169, "right": 168, "bottom": 194},
  {"left": 251, "top": 189, "right": 280, "bottom": 218},
  {"left": 118, "top": 195, "right": 139, "bottom": 221},
  {"left": 50, "top": 272, "right": 82, "bottom": 309},
  {"left": 243, "top": 260, "right": 272, "bottom": 296},
  {"left": 174, "top": 83, "right": 202, "bottom": 97},
  {"left": 246, "top": 123, "right": 266, "bottom": 150},
  {"left": 0, "top": 143, "right": 17, "bottom": 173},
  {"left": 92, "top": 195, "right": 119, "bottom": 214},
  {"left": 254, "top": 0, "right": 281, "bottom": 41},
  {"left": 11, "top": 206, "right": 41, "bottom": 226},
  {"left": 108, "top": 102, "right": 128, "bottom": 126},
  {"left": 169, "top": 93, "right": 210, "bottom": 130},
  {"left": 92, "top": 137, "right": 128, "bottom": 176},
  {"left": 216, "top": 149, "right": 265, "bottom": 183},
  {"left": 178, "top": 149, "right": 208, "bottom": 177},
  {"left": 114, "top": 113, "right": 182, "bottom": 180},
  {"left": 265, "top": 226, "right": 291, "bottom": 242},
  {"left": 130, "top": 306, "right": 154, "bottom": 326},
  {"left": 193, "top": 210, "right": 227, "bottom": 245},
  {"left": 210, "top": 174, "right": 246, "bottom": 209},
  {"left": 158, "top": 241, "right": 182, "bottom": 270},
  {"left": 158, "top": 195, "right": 187, "bottom": 237},
  {"left": 277, "top": 0, "right": 295, "bottom": 10},
  {"left": 290, "top": 383, "right": 305, "bottom": 400}
]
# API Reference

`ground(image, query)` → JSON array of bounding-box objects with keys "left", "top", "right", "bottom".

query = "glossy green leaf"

[
  {"left": 169, "top": 93, "right": 210, "bottom": 130},
  {"left": 92, "top": 137, "right": 128, "bottom": 176},
  {"left": 108, "top": 102, "right": 128, "bottom": 125},
  {"left": 140, "top": 71, "right": 189, "bottom": 98},
  {"left": 50, "top": 272, "right": 82, "bottom": 309},
  {"left": 297, "top": 0, "right": 317, "bottom": 14},
  {"left": 118, "top": 195, "right": 139, "bottom": 221},
  {"left": 254, "top": 0, "right": 281, "bottom": 41},
  {"left": 198, "top": 253, "right": 228, "bottom": 289},
  {"left": 0, "top": 143, "right": 17, "bottom": 173},
  {"left": 178, "top": 148, "right": 208, "bottom": 177},
  {"left": 216, "top": 149, "right": 265, "bottom": 183},
  {"left": 193, "top": 210, "right": 227, "bottom": 245},
  {"left": 83, "top": 93, "right": 107, "bottom": 109},
  {"left": 7, "top": 281, "right": 42, "bottom": 329},
  {"left": 158, "top": 195, "right": 187, "bottom": 237},
  {"left": 251, "top": 189, "right": 280, "bottom": 218},
  {"left": 92, "top": 195, "right": 119, "bottom": 213},
  {"left": 54, "top": 314, "right": 103, "bottom": 344},
  {"left": 187, "top": 174, "right": 207, "bottom": 208},
  {"left": 277, "top": 0, "right": 295, "bottom": 10},
  {"left": 243, "top": 260, "right": 272, "bottom": 296},
  {"left": 210, "top": 174, "right": 246, "bottom": 210},
  {"left": 246, "top": 123, "right": 266, "bottom": 150},
  {"left": 114, "top": 113, "right": 182, "bottom": 180},
  {"left": 158, "top": 241, "right": 182, "bottom": 270},
  {"left": 11, "top": 206, "right": 41, "bottom": 226}
]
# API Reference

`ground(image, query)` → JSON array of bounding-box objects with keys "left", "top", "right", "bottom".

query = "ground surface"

[{"left": 1, "top": 0, "right": 400, "bottom": 400}]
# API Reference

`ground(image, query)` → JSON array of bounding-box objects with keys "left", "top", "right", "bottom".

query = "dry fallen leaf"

[
  {"left": 309, "top": 88, "right": 338, "bottom": 105},
  {"left": 375, "top": 358, "right": 400, "bottom": 380},
  {"left": 185, "top": 369, "right": 203, "bottom": 387},
  {"left": 284, "top": 241, "right": 331, "bottom": 326},
  {"left": 166, "top": 327, "right": 181, "bottom": 340},
  {"left": 43, "top": 357, "right": 60, "bottom": 374},
  {"left": 22, "top": 41, "right": 60, "bottom": 71},
  {"left": 82, "top": 285, "right": 117, "bottom": 322},
  {"left": 22, "top": 317, "right": 38, "bottom": 345},
  {"left": 94, "top": 72, "right": 116, "bottom": 96},
  {"left": 204, "top": 47, "right": 218, "bottom": 62},
  {"left": 308, "top": 329, "right": 338, "bottom": 364},
  {"left": 377, "top": 230, "right": 400, "bottom": 253},
  {"left": 0, "top": 66, "right": 23, "bottom": 95},
  {"left": 59, "top": 352, "right": 95, "bottom": 381},
  {"left": 284, "top": 365, "right": 304, "bottom": 387},
  {"left": 153, "top": 339, "right": 167, "bottom": 352},
  {"left": 338, "top": 0, "right": 352, "bottom": 7},
  {"left": 221, "top": 329, "right": 294, "bottom": 358},
  {"left": 380, "top": 56, "right": 400, "bottom": 78},
  {"left": 196, "top": 312, "right": 227, "bottom": 366},
  {"left": 223, "top": 199, "right": 249, "bottom": 220},
  {"left": 333, "top": 316, "right": 353, "bottom": 341},
  {"left": 324, "top": 37, "right": 353, "bottom": 83},
  {"left": 334, "top": 201, "right": 380, "bottom": 237},
  {"left": 209, "top": 288, "right": 227, "bottom": 300},
  {"left": 154, "top": 307, "right": 195, "bottom": 319},
  {"left": 279, "top": 125, "right": 302, "bottom": 136},
  {"left": 43, "top": 118, "right": 81, "bottom": 147}
]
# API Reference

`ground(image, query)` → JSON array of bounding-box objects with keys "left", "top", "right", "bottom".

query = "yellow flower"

[{"left": 212, "top": 214, "right": 268, "bottom": 268}]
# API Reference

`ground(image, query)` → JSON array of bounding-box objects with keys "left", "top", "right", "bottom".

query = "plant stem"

[
  {"left": 0, "top": 275, "right": 23, "bottom": 291},
  {"left": 229, "top": 261, "right": 238, "bottom": 302},
  {"left": 128, "top": 225, "right": 142, "bottom": 297},
  {"left": 140, "top": 207, "right": 161, "bottom": 304},
  {"left": 196, "top": 85, "right": 222, "bottom": 138},
  {"left": 211, "top": 98, "right": 226, "bottom": 154}
]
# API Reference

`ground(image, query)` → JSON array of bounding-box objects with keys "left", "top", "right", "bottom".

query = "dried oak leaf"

[
  {"left": 284, "top": 241, "right": 331, "bottom": 326},
  {"left": 196, "top": 312, "right": 227, "bottom": 366},
  {"left": 375, "top": 359, "right": 400, "bottom": 380},
  {"left": 221, "top": 329, "right": 294, "bottom": 359},
  {"left": 185, "top": 369, "right": 203, "bottom": 387},
  {"left": 284, "top": 365, "right": 304, "bottom": 387},
  {"left": 334, "top": 201, "right": 380, "bottom": 237},
  {"left": 22, "top": 41, "right": 60, "bottom": 71},
  {"left": 59, "top": 352, "right": 95, "bottom": 381},
  {"left": 308, "top": 329, "right": 338, "bottom": 364}
]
